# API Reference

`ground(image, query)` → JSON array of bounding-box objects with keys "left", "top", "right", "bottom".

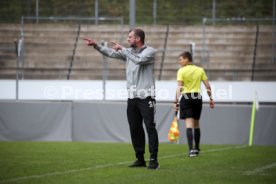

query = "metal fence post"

[
  {"left": 15, "top": 40, "right": 19, "bottom": 100},
  {"left": 272, "top": 0, "right": 275, "bottom": 63},
  {"left": 158, "top": 24, "right": 169, "bottom": 80},
  {"left": 212, "top": 0, "right": 216, "bottom": 25},
  {"left": 201, "top": 17, "right": 207, "bottom": 63},
  {"left": 20, "top": 16, "right": 25, "bottom": 79},
  {"left": 251, "top": 24, "right": 259, "bottom": 81},
  {"left": 129, "top": 0, "right": 136, "bottom": 28},
  {"left": 95, "top": 0, "right": 99, "bottom": 25},
  {"left": 102, "top": 41, "right": 108, "bottom": 100},
  {"left": 153, "top": 0, "right": 157, "bottom": 25},
  {"left": 189, "top": 42, "right": 195, "bottom": 57},
  {"left": 36, "top": 0, "right": 39, "bottom": 24},
  {"left": 119, "top": 17, "right": 124, "bottom": 43}
]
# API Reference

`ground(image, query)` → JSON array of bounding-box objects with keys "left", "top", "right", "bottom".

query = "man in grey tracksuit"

[{"left": 84, "top": 28, "right": 159, "bottom": 169}]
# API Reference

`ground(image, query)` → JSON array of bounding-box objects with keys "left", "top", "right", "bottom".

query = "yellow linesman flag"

[{"left": 168, "top": 116, "right": 179, "bottom": 142}]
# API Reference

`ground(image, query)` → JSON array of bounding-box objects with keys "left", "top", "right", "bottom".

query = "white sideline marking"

[
  {"left": 156, "top": 145, "right": 247, "bottom": 160},
  {"left": 245, "top": 162, "right": 276, "bottom": 175},
  {"left": 0, "top": 145, "right": 247, "bottom": 183},
  {"left": 0, "top": 161, "right": 132, "bottom": 184}
]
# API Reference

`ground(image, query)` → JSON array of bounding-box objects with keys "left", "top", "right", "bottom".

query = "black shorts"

[{"left": 179, "top": 93, "right": 202, "bottom": 120}]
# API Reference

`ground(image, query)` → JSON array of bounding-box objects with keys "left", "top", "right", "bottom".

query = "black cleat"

[
  {"left": 193, "top": 149, "right": 200, "bottom": 156},
  {"left": 188, "top": 150, "right": 196, "bottom": 158},
  {"left": 129, "top": 160, "right": 146, "bottom": 168},
  {"left": 147, "top": 159, "right": 159, "bottom": 169}
]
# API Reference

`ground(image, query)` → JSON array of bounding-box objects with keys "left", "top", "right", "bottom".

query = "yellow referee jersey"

[{"left": 177, "top": 64, "right": 208, "bottom": 93}]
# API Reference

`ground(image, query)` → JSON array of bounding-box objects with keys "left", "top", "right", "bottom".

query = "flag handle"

[{"left": 249, "top": 99, "right": 256, "bottom": 146}]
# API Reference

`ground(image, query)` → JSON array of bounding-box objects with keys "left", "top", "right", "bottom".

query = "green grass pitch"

[{"left": 0, "top": 142, "right": 275, "bottom": 184}]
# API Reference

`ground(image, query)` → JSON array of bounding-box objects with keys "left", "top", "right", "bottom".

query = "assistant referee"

[{"left": 174, "top": 51, "right": 214, "bottom": 157}]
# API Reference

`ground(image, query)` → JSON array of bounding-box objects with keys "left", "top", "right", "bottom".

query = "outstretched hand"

[
  {"left": 111, "top": 42, "right": 123, "bottom": 51},
  {"left": 84, "top": 38, "right": 97, "bottom": 47}
]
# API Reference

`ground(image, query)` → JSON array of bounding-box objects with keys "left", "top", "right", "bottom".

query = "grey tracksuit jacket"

[{"left": 94, "top": 44, "right": 156, "bottom": 99}]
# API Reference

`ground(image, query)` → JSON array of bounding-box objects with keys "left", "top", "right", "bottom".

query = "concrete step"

[
  {"left": 158, "top": 69, "right": 276, "bottom": 81},
  {"left": 24, "top": 39, "right": 77, "bottom": 44},
  {"left": 0, "top": 31, "right": 20, "bottom": 38},
  {"left": 23, "top": 42, "right": 75, "bottom": 49},
  {"left": 21, "top": 23, "right": 80, "bottom": 31},
  {"left": 23, "top": 37, "right": 77, "bottom": 43},
  {"left": 23, "top": 60, "right": 71, "bottom": 68},
  {"left": 0, "top": 55, "right": 16, "bottom": 63},
  {"left": 1, "top": 66, "right": 275, "bottom": 81},
  {"left": 0, "top": 23, "right": 275, "bottom": 81},
  {"left": 24, "top": 54, "right": 72, "bottom": 61},
  {"left": 0, "top": 43, "right": 16, "bottom": 48},
  {"left": 24, "top": 47, "right": 73, "bottom": 53}
]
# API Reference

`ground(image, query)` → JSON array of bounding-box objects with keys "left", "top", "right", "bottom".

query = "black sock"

[
  {"left": 150, "top": 153, "right": 157, "bottom": 160},
  {"left": 136, "top": 153, "right": 144, "bottom": 161},
  {"left": 186, "top": 128, "right": 193, "bottom": 151},
  {"left": 194, "top": 128, "right": 201, "bottom": 150}
]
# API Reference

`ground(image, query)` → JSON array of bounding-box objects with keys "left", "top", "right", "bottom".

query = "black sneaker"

[
  {"left": 147, "top": 159, "right": 159, "bottom": 169},
  {"left": 188, "top": 150, "right": 196, "bottom": 158},
  {"left": 129, "top": 160, "right": 146, "bottom": 168}
]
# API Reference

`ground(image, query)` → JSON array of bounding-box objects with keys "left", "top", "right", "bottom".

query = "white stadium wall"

[
  {"left": 0, "top": 80, "right": 276, "bottom": 102},
  {"left": 0, "top": 80, "right": 276, "bottom": 145}
]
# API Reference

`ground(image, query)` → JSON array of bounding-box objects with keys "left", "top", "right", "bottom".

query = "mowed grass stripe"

[
  {"left": 0, "top": 161, "right": 132, "bottom": 183},
  {"left": 1, "top": 143, "right": 275, "bottom": 184},
  {"left": 0, "top": 145, "right": 242, "bottom": 183}
]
